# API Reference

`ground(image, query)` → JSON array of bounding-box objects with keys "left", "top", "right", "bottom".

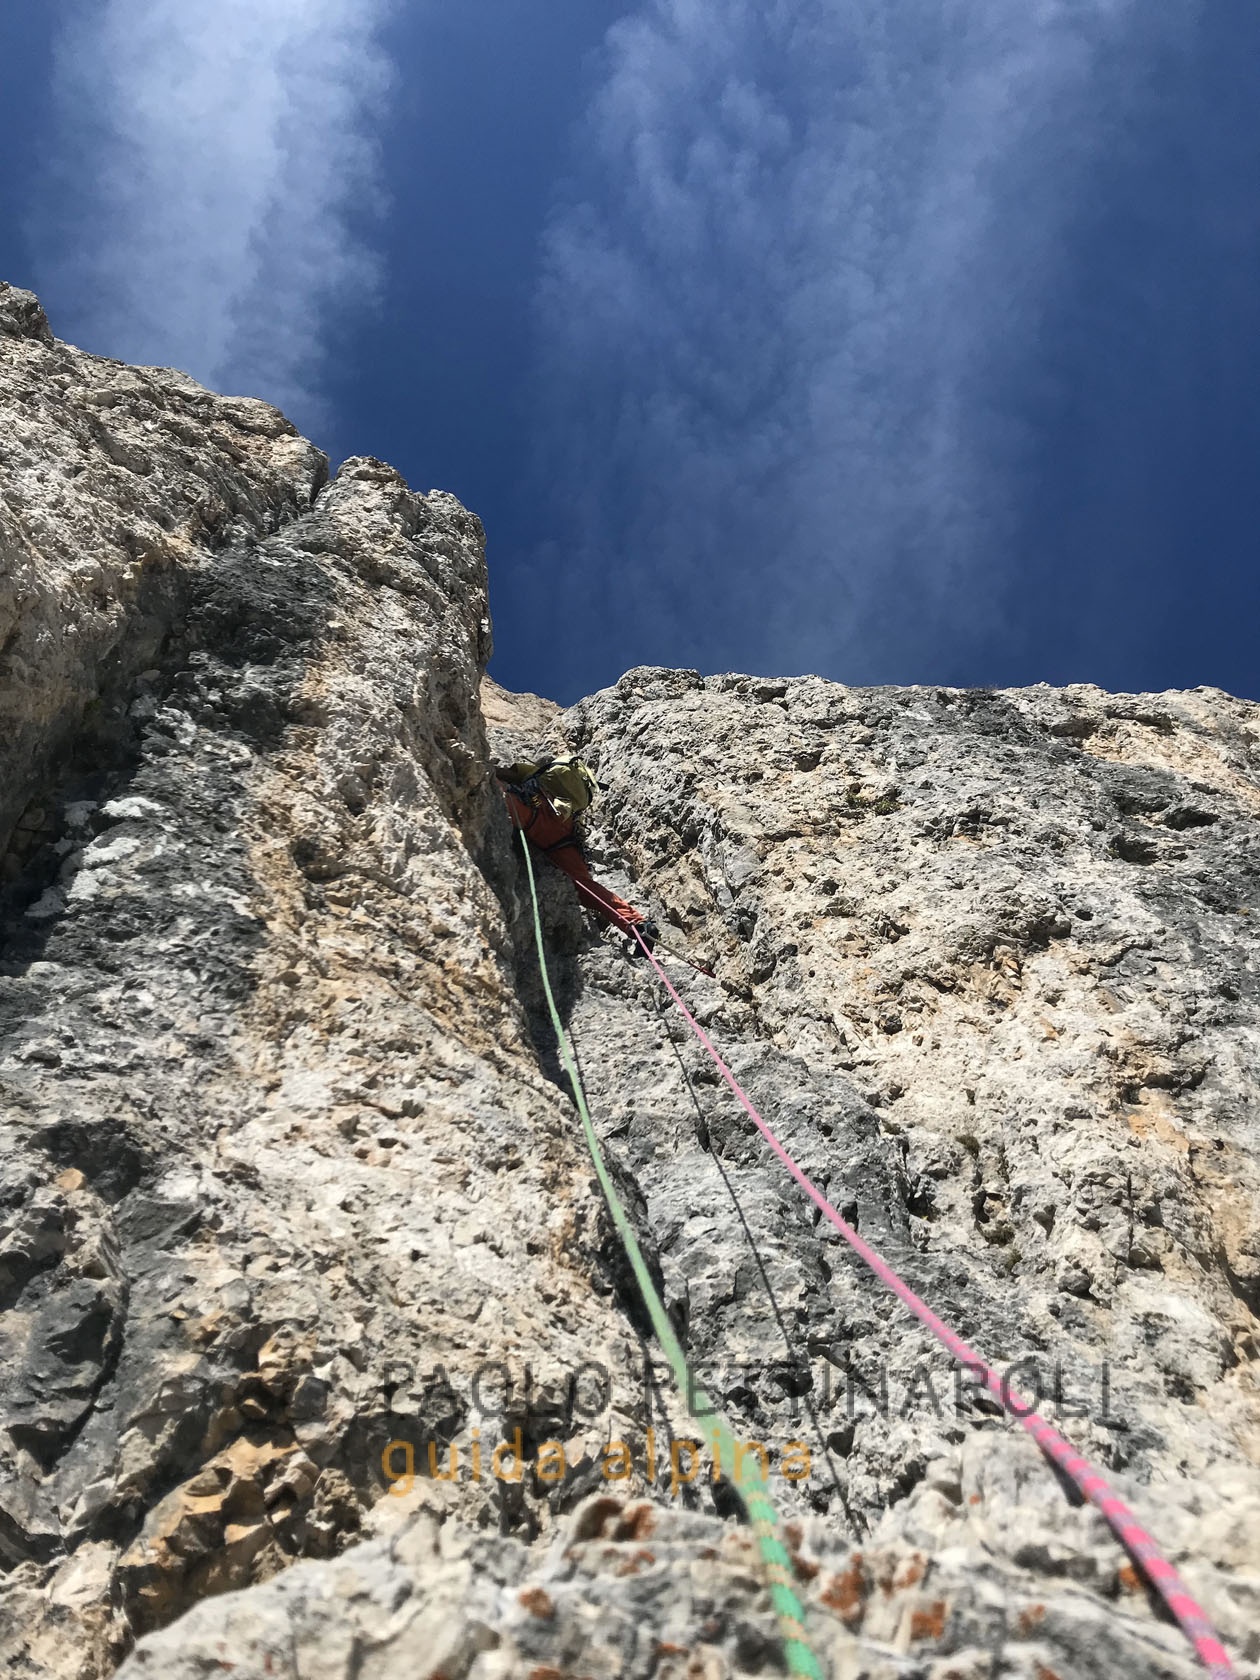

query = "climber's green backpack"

[
  {"left": 501, "top": 754, "right": 600, "bottom": 819},
  {"left": 534, "top": 757, "right": 599, "bottom": 820}
]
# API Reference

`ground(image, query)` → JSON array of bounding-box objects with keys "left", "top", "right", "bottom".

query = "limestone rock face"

[
  {"left": 0, "top": 296, "right": 647, "bottom": 1677},
  {"left": 0, "top": 280, "right": 328, "bottom": 870},
  {"left": 2, "top": 292, "right": 1259, "bottom": 1680}
]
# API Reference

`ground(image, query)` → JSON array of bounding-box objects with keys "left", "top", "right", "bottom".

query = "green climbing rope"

[{"left": 518, "top": 832, "right": 824, "bottom": 1679}]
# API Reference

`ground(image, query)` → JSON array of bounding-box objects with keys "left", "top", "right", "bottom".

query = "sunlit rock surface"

[{"left": 2, "top": 287, "right": 1258, "bottom": 1679}]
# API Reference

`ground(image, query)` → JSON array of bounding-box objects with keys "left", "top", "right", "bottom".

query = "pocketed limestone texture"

[
  {"left": 2, "top": 286, "right": 1258, "bottom": 1679},
  {"left": 0, "top": 287, "right": 649, "bottom": 1678}
]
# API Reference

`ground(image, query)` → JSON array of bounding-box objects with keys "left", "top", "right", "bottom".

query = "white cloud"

[
  {"left": 33, "top": 0, "right": 397, "bottom": 422},
  {"left": 532, "top": 0, "right": 1196, "bottom": 683}
]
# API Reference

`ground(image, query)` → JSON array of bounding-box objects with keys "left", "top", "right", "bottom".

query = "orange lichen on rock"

[
  {"left": 615, "top": 1547, "right": 657, "bottom": 1577},
  {"left": 909, "top": 1600, "right": 948, "bottom": 1642},
  {"left": 616, "top": 1502, "right": 659, "bottom": 1541},
  {"left": 517, "top": 1587, "right": 555, "bottom": 1619},
  {"left": 820, "top": 1554, "right": 867, "bottom": 1626},
  {"left": 1117, "top": 1562, "right": 1143, "bottom": 1594}
]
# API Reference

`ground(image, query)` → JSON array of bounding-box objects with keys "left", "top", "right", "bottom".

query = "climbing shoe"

[{"left": 622, "top": 920, "right": 658, "bottom": 959}]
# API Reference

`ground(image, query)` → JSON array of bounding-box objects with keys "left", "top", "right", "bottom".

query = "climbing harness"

[
  {"left": 625, "top": 922, "right": 1237, "bottom": 1680},
  {"left": 518, "top": 832, "right": 824, "bottom": 1680}
]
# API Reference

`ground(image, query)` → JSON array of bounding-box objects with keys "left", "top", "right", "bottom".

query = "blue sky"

[{"left": 2, "top": 2, "right": 1257, "bottom": 705}]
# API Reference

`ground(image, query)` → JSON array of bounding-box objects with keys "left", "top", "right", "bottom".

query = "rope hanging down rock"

[
  {"left": 517, "top": 831, "right": 825, "bottom": 1680},
  {"left": 626, "top": 922, "right": 1238, "bottom": 1680}
]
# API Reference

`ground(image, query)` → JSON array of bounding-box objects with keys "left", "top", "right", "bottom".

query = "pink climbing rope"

[{"left": 627, "top": 926, "right": 1236, "bottom": 1680}]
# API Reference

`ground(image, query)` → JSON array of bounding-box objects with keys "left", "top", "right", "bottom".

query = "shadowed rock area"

[{"left": 2, "top": 284, "right": 1258, "bottom": 1679}]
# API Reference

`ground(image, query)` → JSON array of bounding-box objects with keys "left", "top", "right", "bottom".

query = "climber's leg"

[{"left": 545, "top": 839, "right": 645, "bottom": 931}]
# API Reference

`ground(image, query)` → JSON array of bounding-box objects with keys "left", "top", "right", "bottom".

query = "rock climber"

[{"left": 495, "top": 755, "right": 658, "bottom": 953}]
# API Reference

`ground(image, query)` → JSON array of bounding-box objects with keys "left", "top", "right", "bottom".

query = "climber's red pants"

[{"left": 502, "top": 788, "right": 644, "bottom": 933}]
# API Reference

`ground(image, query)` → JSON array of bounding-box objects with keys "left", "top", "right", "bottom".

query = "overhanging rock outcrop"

[{"left": 2, "top": 286, "right": 1259, "bottom": 1679}]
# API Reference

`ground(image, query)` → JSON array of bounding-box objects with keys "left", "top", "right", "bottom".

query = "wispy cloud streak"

[
  {"left": 531, "top": 0, "right": 1194, "bottom": 687},
  {"left": 33, "top": 0, "right": 396, "bottom": 420}
]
